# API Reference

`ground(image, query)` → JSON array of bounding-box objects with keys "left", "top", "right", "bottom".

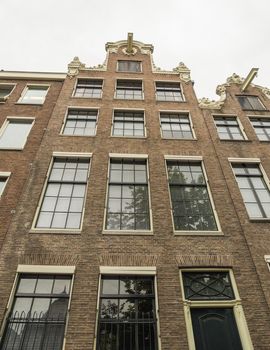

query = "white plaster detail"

[
  {"left": 173, "top": 62, "right": 192, "bottom": 82},
  {"left": 105, "top": 40, "right": 154, "bottom": 56},
  {"left": 67, "top": 56, "right": 86, "bottom": 77},
  {"left": 122, "top": 47, "right": 138, "bottom": 56},
  {"left": 200, "top": 72, "right": 270, "bottom": 109}
]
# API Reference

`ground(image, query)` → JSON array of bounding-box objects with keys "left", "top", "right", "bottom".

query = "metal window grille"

[
  {"left": 232, "top": 163, "right": 270, "bottom": 218},
  {"left": 0, "top": 274, "right": 71, "bottom": 350},
  {"left": 97, "top": 276, "right": 158, "bottom": 350},
  {"left": 36, "top": 157, "right": 90, "bottom": 229},
  {"left": 115, "top": 80, "right": 143, "bottom": 100},
  {"left": 106, "top": 158, "right": 150, "bottom": 230},
  {"left": 237, "top": 96, "right": 265, "bottom": 110},
  {"left": 182, "top": 271, "right": 235, "bottom": 300},
  {"left": 249, "top": 117, "right": 270, "bottom": 141},
  {"left": 214, "top": 116, "right": 244, "bottom": 140},
  {"left": 63, "top": 109, "right": 97, "bottom": 136},
  {"left": 160, "top": 113, "right": 193, "bottom": 139},
  {"left": 112, "top": 111, "right": 144, "bottom": 137},
  {"left": 74, "top": 79, "right": 103, "bottom": 98},
  {"left": 155, "top": 82, "right": 183, "bottom": 102},
  {"left": 167, "top": 160, "right": 218, "bottom": 231}
]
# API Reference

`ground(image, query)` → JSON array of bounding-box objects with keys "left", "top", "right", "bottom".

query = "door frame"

[{"left": 179, "top": 268, "right": 254, "bottom": 350}]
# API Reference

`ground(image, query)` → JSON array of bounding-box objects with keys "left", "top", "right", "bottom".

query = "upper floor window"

[
  {"left": 0, "top": 172, "right": 10, "bottom": 197},
  {"left": 105, "top": 158, "right": 151, "bottom": 231},
  {"left": 232, "top": 162, "right": 270, "bottom": 219},
  {"left": 237, "top": 95, "right": 266, "bottom": 111},
  {"left": 160, "top": 112, "right": 193, "bottom": 139},
  {"left": 115, "top": 80, "right": 143, "bottom": 100},
  {"left": 35, "top": 156, "right": 90, "bottom": 230},
  {"left": 166, "top": 160, "right": 218, "bottom": 232},
  {"left": 0, "top": 273, "right": 72, "bottom": 350},
  {"left": 155, "top": 82, "right": 184, "bottom": 102},
  {"left": 249, "top": 117, "right": 270, "bottom": 141},
  {"left": 213, "top": 116, "right": 245, "bottom": 140},
  {"left": 0, "top": 84, "right": 15, "bottom": 102},
  {"left": 112, "top": 110, "right": 145, "bottom": 137},
  {"left": 0, "top": 118, "right": 34, "bottom": 150},
  {"left": 73, "top": 79, "right": 103, "bottom": 98},
  {"left": 18, "top": 85, "right": 49, "bottom": 105},
  {"left": 117, "top": 60, "right": 142, "bottom": 72},
  {"left": 62, "top": 109, "right": 98, "bottom": 136}
]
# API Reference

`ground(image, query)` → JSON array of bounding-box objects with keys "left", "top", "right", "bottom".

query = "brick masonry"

[{"left": 0, "top": 41, "right": 270, "bottom": 349}]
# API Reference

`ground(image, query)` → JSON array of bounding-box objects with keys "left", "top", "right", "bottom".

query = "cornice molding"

[
  {"left": 199, "top": 73, "right": 270, "bottom": 109},
  {"left": 0, "top": 71, "right": 66, "bottom": 81}
]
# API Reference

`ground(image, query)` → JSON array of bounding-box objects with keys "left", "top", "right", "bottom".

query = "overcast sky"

[{"left": 1, "top": 0, "right": 270, "bottom": 99}]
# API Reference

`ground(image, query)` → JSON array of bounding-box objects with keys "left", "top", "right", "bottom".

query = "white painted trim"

[
  {"left": 102, "top": 229, "right": 153, "bottom": 235},
  {"left": 0, "top": 83, "right": 16, "bottom": 102},
  {"left": 72, "top": 77, "right": 104, "bottom": 98},
  {"left": 31, "top": 153, "right": 92, "bottom": 230},
  {"left": 17, "top": 265, "right": 75, "bottom": 274},
  {"left": 164, "top": 157, "right": 222, "bottom": 233},
  {"left": 228, "top": 157, "right": 260, "bottom": 163},
  {"left": 159, "top": 110, "right": 196, "bottom": 140},
  {"left": 0, "top": 117, "right": 35, "bottom": 150},
  {"left": 154, "top": 80, "right": 186, "bottom": 102},
  {"left": 52, "top": 151, "right": 92, "bottom": 157},
  {"left": 213, "top": 115, "right": 248, "bottom": 141},
  {"left": 0, "top": 172, "right": 11, "bottom": 197},
  {"left": 60, "top": 107, "right": 99, "bottom": 136},
  {"left": 114, "top": 78, "right": 144, "bottom": 100},
  {"left": 0, "top": 71, "right": 66, "bottom": 80},
  {"left": 109, "top": 153, "right": 148, "bottom": 159},
  {"left": 17, "top": 84, "right": 50, "bottom": 105},
  {"left": 100, "top": 266, "right": 156, "bottom": 274},
  {"left": 164, "top": 155, "right": 203, "bottom": 161},
  {"left": 110, "top": 109, "right": 147, "bottom": 138},
  {"left": 179, "top": 269, "right": 254, "bottom": 350}
]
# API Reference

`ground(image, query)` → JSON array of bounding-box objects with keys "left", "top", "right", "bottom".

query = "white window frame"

[
  {"left": 229, "top": 158, "right": 270, "bottom": 221},
  {"left": 0, "top": 83, "right": 16, "bottom": 103},
  {"left": 159, "top": 110, "right": 196, "bottom": 140},
  {"left": 116, "top": 60, "right": 142, "bottom": 73},
  {"left": 72, "top": 78, "right": 103, "bottom": 99},
  {"left": 94, "top": 266, "right": 161, "bottom": 350},
  {"left": 154, "top": 80, "right": 185, "bottom": 102},
  {"left": 102, "top": 153, "right": 153, "bottom": 235},
  {"left": 111, "top": 108, "right": 146, "bottom": 139},
  {"left": 237, "top": 95, "right": 266, "bottom": 111},
  {"left": 0, "top": 171, "right": 11, "bottom": 197},
  {"left": 0, "top": 264, "right": 76, "bottom": 349},
  {"left": 213, "top": 114, "right": 248, "bottom": 141},
  {"left": 164, "top": 155, "right": 222, "bottom": 235},
  {"left": 114, "top": 78, "right": 144, "bottom": 100},
  {"left": 179, "top": 268, "right": 253, "bottom": 350},
  {"left": 30, "top": 152, "right": 92, "bottom": 234},
  {"left": 17, "top": 84, "right": 50, "bottom": 105},
  {"left": 248, "top": 115, "right": 270, "bottom": 142},
  {"left": 60, "top": 106, "right": 99, "bottom": 137},
  {"left": 0, "top": 117, "right": 35, "bottom": 150}
]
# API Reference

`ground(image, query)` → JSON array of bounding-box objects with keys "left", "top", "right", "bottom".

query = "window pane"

[{"left": 0, "top": 120, "right": 33, "bottom": 149}]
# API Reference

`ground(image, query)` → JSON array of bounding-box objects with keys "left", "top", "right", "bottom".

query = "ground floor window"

[{"left": 97, "top": 275, "right": 158, "bottom": 350}]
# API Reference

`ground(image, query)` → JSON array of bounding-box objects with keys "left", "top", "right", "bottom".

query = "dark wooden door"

[{"left": 191, "top": 308, "right": 243, "bottom": 350}]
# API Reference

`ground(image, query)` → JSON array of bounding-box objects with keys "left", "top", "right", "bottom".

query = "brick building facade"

[{"left": 0, "top": 37, "right": 270, "bottom": 349}]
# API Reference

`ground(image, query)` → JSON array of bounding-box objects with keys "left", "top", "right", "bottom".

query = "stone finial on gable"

[{"left": 67, "top": 56, "right": 85, "bottom": 77}]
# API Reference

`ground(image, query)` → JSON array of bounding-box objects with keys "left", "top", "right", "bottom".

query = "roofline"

[{"left": 0, "top": 71, "right": 66, "bottom": 80}]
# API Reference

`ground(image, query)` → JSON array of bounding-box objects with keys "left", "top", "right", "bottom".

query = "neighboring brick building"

[{"left": 0, "top": 36, "right": 270, "bottom": 350}]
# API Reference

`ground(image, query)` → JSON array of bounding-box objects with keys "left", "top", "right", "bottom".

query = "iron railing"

[{"left": 0, "top": 311, "right": 66, "bottom": 350}]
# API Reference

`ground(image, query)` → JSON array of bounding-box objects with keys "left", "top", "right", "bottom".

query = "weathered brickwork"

[{"left": 0, "top": 40, "right": 270, "bottom": 349}]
